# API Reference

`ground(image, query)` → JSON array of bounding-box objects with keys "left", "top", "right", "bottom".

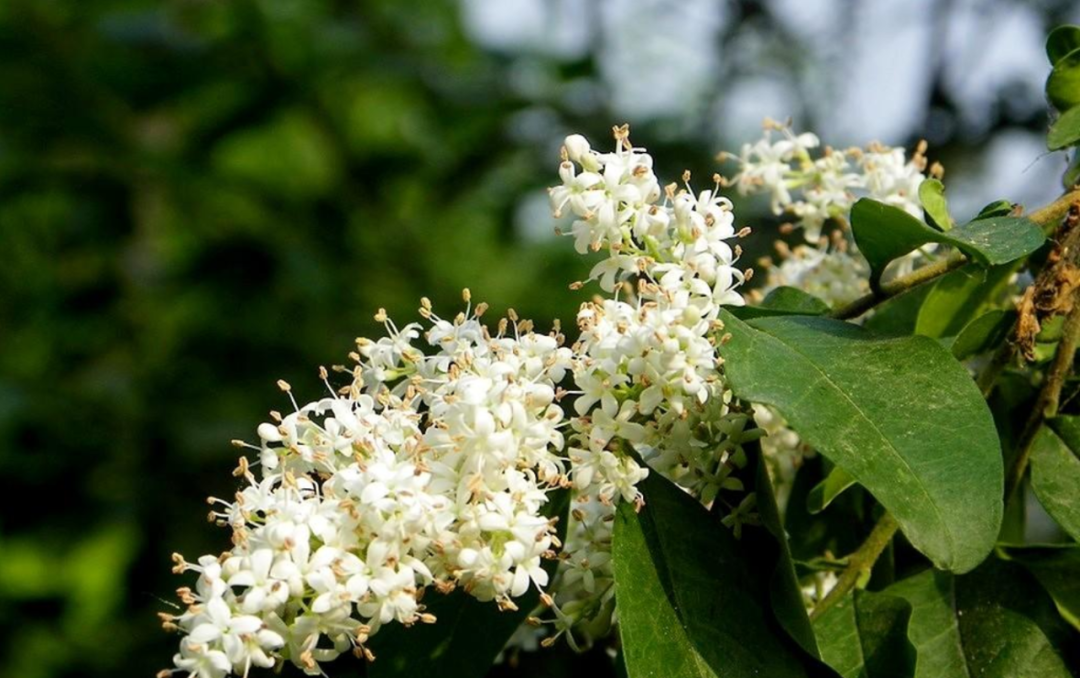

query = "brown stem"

[
  {"left": 1027, "top": 189, "right": 1080, "bottom": 233},
  {"left": 809, "top": 513, "right": 899, "bottom": 621},
  {"left": 978, "top": 198, "right": 1080, "bottom": 399},
  {"left": 1004, "top": 299, "right": 1080, "bottom": 502}
]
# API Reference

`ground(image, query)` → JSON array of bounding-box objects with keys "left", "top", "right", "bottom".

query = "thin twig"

[
  {"left": 829, "top": 189, "right": 1080, "bottom": 322},
  {"left": 829, "top": 254, "right": 966, "bottom": 320},
  {"left": 809, "top": 513, "right": 899, "bottom": 621}
]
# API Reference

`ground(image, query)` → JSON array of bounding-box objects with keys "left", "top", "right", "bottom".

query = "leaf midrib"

[
  {"left": 743, "top": 320, "right": 955, "bottom": 567},
  {"left": 647, "top": 497, "right": 721, "bottom": 678}
]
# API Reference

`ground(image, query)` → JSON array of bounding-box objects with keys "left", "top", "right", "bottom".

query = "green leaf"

[
  {"left": 850, "top": 199, "right": 942, "bottom": 288},
  {"left": 365, "top": 591, "right": 525, "bottom": 677},
  {"left": 367, "top": 490, "right": 569, "bottom": 678},
  {"left": 717, "top": 310, "right": 1003, "bottom": 573},
  {"left": 729, "top": 287, "right": 830, "bottom": 321},
  {"left": 850, "top": 199, "right": 1043, "bottom": 289},
  {"left": 999, "top": 544, "right": 1080, "bottom": 631},
  {"left": 885, "top": 560, "right": 1077, "bottom": 677},
  {"left": 1047, "top": 47, "right": 1080, "bottom": 111},
  {"left": 1049, "top": 105, "right": 1080, "bottom": 151},
  {"left": 1047, "top": 25, "right": 1080, "bottom": 66},
  {"left": 918, "top": 178, "right": 953, "bottom": 230},
  {"left": 975, "top": 200, "right": 1015, "bottom": 220},
  {"left": 914, "top": 264, "right": 1015, "bottom": 339},
  {"left": 613, "top": 473, "right": 833, "bottom": 678},
  {"left": 1066, "top": 154, "right": 1080, "bottom": 190},
  {"left": 882, "top": 570, "right": 967, "bottom": 678},
  {"left": 763, "top": 287, "right": 832, "bottom": 315},
  {"left": 862, "top": 285, "right": 933, "bottom": 337},
  {"left": 946, "top": 216, "right": 1046, "bottom": 264},
  {"left": 807, "top": 467, "right": 857, "bottom": 515},
  {"left": 951, "top": 309, "right": 1016, "bottom": 361},
  {"left": 999, "top": 476, "right": 1027, "bottom": 543},
  {"left": 812, "top": 590, "right": 915, "bottom": 678},
  {"left": 1031, "top": 422, "right": 1080, "bottom": 541}
]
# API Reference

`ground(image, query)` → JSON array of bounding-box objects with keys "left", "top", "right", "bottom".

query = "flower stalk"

[{"left": 808, "top": 513, "right": 899, "bottom": 621}]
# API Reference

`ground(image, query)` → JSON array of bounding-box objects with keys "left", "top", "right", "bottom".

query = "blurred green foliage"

[
  {"left": 0, "top": 1, "right": 612, "bottom": 675},
  {"left": 0, "top": 0, "right": 1068, "bottom": 675}
]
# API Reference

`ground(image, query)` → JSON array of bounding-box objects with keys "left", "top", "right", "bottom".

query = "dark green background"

[{"left": 0, "top": 1, "right": 1072, "bottom": 675}]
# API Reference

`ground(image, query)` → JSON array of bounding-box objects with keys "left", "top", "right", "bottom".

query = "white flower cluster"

[
  {"left": 758, "top": 239, "right": 870, "bottom": 308},
  {"left": 161, "top": 297, "right": 575, "bottom": 678},
  {"left": 545, "top": 127, "right": 760, "bottom": 646},
  {"left": 733, "top": 120, "right": 935, "bottom": 318},
  {"left": 730, "top": 120, "right": 929, "bottom": 243}
]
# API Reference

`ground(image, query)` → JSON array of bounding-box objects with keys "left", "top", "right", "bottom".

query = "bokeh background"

[{"left": 2, "top": 0, "right": 1079, "bottom": 676}]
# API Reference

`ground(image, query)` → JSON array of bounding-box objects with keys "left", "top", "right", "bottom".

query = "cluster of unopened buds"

[{"left": 162, "top": 122, "right": 936, "bottom": 676}]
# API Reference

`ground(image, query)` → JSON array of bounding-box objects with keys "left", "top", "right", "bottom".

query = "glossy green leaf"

[
  {"left": 1049, "top": 105, "right": 1080, "bottom": 151},
  {"left": 975, "top": 200, "right": 1015, "bottom": 220},
  {"left": 365, "top": 591, "right": 527, "bottom": 677},
  {"left": 367, "top": 491, "right": 569, "bottom": 678},
  {"left": 918, "top": 178, "right": 952, "bottom": 230},
  {"left": 885, "top": 560, "right": 1077, "bottom": 677},
  {"left": 1032, "top": 421, "right": 1080, "bottom": 541},
  {"left": 850, "top": 199, "right": 942, "bottom": 288},
  {"left": 882, "top": 570, "right": 966, "bottom": 678},
  {"left": 999, "top": 477, "right": 1028, "bottom": 543},
  {"left": 850, "top": 199, "right": 1043, "bottom": 289},
  {"left": 613, "top": 473, "right": 832, "bottom": 678},
  {"left": 807, "top": 467, "right": 857, "bottom": 515},
  {"left": 812, "top": 590, "right": 915, "bottom": 678},
  {"left": 1047, "top": 47, "right": 1080, "bottom": 111},
  {"left": 951, "top": 310, "right": 1016, "bottom": 361},
  {"left": 729, "top": 287, "right": 830, "bottom": 320},
  {"left": 862, "top": 285, "right": 933, "bottom": 337},
  {"left": 915, "top": 264, "right": 1015, "bottom": 339},
  {"left": 763, "top": 287, "right": 832, "bottom": 315},
  {"left": 999, "top": 545, "right": 1080, "bottom": 631},
  {"left": 1047, "top": 25, "right": 1080, "bottom": 66},
  {"left": 946, "top": 216, "right": 1046, "bottom": 265},
  {"left": 717, "top": 310, "right": 1003, "bottom": 573}
]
